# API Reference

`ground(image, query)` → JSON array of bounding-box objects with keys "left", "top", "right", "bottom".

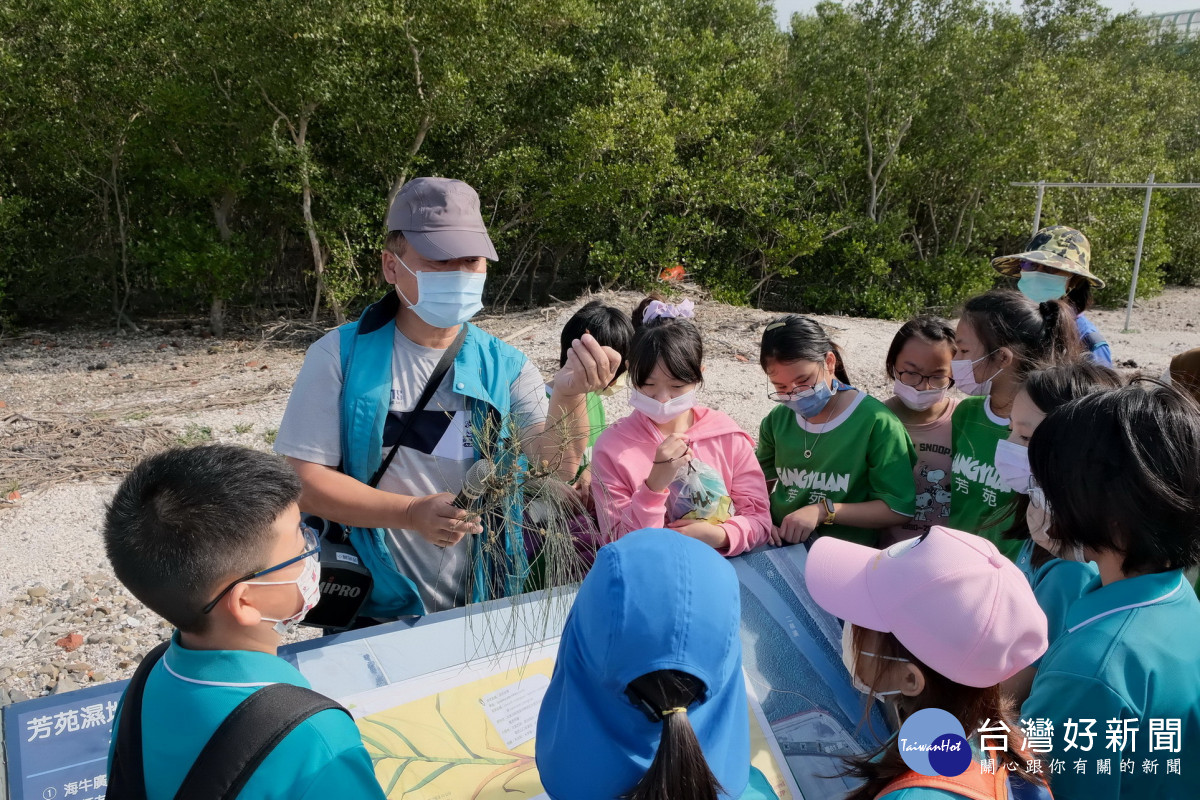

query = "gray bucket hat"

[{"left": 386, "top": 177, "right": 499, "bottom": 261}]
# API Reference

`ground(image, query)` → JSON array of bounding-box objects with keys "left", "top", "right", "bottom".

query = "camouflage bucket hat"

[{"left": 991, "top": 225, "right": 1104, "bottom": 289}]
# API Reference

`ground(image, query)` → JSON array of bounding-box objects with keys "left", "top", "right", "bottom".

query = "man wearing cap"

[
  {"left": 992, "top": 225, "right": 1113, "bottom": 366},
  {"left": 274, "top": 177, "right": 619, "bottom": 617}
]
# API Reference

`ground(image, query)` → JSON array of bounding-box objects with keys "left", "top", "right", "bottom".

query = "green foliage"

[
  {"left": 177, "top": 424, "right": 214, "bottom": 445},
  {"left": 1, "top": 0, "right": 1198, "bottom": 326}
]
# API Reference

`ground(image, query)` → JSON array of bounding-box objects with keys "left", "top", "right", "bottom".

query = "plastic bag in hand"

[{"left": 667, "top": 458, "right": 734, "bottom": 524}]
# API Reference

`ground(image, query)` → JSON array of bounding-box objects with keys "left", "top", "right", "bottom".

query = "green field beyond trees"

[{"left": 2, "top": 0, "right": 1199, "bottom": 332}]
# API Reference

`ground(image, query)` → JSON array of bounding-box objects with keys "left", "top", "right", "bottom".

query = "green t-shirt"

[
  {"left": 757, "top": 391, "right": 917, "bottom": 546},
  {"left": 584, "top": 391, "right": 606, "bottom": 449},
  {"left": 547, "top": 388, "right": 607, "bottom": 480},
  {"left": 947, "top": 396, "right": 1019, "bottom": 558}
]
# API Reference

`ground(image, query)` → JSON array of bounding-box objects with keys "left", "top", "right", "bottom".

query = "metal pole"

[
  {"left": 1031, "top": 181, "right": 1045, "bottom": 235},
  {"left": 1124, "top": 173, "right": 1155, "bottom": 332}
]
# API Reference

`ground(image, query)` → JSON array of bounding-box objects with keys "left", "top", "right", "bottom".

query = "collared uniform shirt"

[
  {"left": 107, "top": 633, "right": 385, "bottom": 800},
  {"left": 1021, "top": 569, "right": 1200, "bottom": 800}
]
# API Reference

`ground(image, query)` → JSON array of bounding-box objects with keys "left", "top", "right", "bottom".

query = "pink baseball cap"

[{"left": 805, "top": 526, "right": 1048, "bottom": 688}]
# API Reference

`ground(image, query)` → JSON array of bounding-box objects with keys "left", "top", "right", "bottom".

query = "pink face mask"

[
  {"left": 950, "top": 352, "right": 1001, "bottom": 397},
  {"left": 892, "top": 379, "right": 947, "bottom": 412},
  {"left": 628, "top": 386, "right": 696, "bottom": 424}
]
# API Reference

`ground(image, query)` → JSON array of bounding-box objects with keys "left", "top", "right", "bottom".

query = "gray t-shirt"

[{"left": 274, "top": 326, "right": 549, "bottom": 612}]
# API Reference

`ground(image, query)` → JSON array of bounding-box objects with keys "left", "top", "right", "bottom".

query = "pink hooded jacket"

[{"left": 590, "top": 406, "right": 772, "bottom": 556}]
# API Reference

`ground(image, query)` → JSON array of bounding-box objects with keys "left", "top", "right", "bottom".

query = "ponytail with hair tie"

[
  {"left": 1036, "top": 298, "right": 1080, "bottom": 363},
  {"left": 961, "top": 290, "right": 1082, "bottom": 381},
  {"left": 623, "top": 672, "right": 721, "bottom": 800}
]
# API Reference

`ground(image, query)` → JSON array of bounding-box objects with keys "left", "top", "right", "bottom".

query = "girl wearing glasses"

[
  {"left": 756, "top": 315, "right": 916, "bottom": 547},
  {"left": 880, "top": 316, "right": 959, "bottom": 547}
]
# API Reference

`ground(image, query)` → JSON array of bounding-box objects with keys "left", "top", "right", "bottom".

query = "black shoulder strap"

[
  {"left": 107, "top": 640, "right": 171, "bottom": 800},
  {"left": 173, "top": 683, "right": 349, "bottom": 800},
  {"left": 367, "top": 321, "right": 468, "bottom": 488}
]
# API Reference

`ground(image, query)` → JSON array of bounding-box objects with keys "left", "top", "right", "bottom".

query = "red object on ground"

[
  {"left": 56, "top": 633, "right": 84, "bottom": 652},
  {"left": 659, "top": 264, "right": 686, "bottom": 282}
]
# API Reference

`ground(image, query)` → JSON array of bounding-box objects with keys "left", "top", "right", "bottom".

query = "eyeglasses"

[
  {"left": 895, "top": 370, "right": 953, "bottom": 390},
  {"left": 1019, "top": 260, "right": 1047, "bottom": 273},
  {"left": 766, "top": 370, "right": 825, "bottom": 402},
  {"left": 201, "top": 523, "right": 321, "bottom": 615},
  {"left": 1029, "top": 485, "right": 1050, "bottom": 512}
]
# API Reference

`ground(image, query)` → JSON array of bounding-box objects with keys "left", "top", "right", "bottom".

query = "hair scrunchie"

[{"left": 643, "top": 299, "right": 695, "bottom": 325}]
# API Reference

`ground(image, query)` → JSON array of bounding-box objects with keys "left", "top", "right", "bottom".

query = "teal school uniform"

[
  {"left": 881, "top": 790, "right": 983, "bottom": 800},
  {"left": 1015, "top": 539, "right": 1098, "bottom": 654},
  {"left": 1021, "top": 570, "right": 1200, "bottom": 800},
  {"left": 108, "top": 633, "right": 385, "bottom": 800},
  {"left": 745, "top": 766, "right": 781, "bottom": 799}
]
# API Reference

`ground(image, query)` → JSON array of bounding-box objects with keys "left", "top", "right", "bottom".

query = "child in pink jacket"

[{"left": 591, "top": 298, "right": 772, "bottom": 556}]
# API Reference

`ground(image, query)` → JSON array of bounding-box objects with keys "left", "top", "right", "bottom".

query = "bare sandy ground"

[{"left": 0, "top": 285, "right": 1196, "bottom": 700}]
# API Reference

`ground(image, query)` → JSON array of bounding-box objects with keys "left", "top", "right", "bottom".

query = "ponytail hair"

[
  {"left": 632, "top": 294, "right": 665, "bottom": 332},
  {"left": 760, "top": 314, "right": 851, "bottom": 385},
  {"left": 960, "top": 290, "right": 1081, "bottom": 381},
  {"left": 622, "top": 670, "right": 721, "bottom": 800}
]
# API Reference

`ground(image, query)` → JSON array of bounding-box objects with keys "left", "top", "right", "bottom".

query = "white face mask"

[
  {"left": 248, "top": 553, "right": 322, "bottom": 636},
  {"left": 841, "top": 624, "right": 907, "bottom": 697},
  {"left": 950, "top": 351, "right": 1001, "bottom": 397},
  {"left": 1027, "top": 485, "right": 1086, "bottom": 562},
  {"left": 994, "top": 440, "right": 1033, "bottom": 494},
  {"left": 629, "top": 386, "right": 696, "bottom": 425},
  {"left": 892, "top": 379, "right": 948, "bottom": 412}
]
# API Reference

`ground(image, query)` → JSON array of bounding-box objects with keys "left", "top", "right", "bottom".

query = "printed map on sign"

[
  {"left": 349, "top": 655, "right": 553, "bottom": 800},
  {"left": 339, "top": 642, "right": 798, "bottom": 800}
]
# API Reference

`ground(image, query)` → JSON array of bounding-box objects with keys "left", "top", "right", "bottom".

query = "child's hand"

[
  {"left": 646, "top": 434, "right": 691, "bottom": 493},
  {"left": 778, "top": 504, "right": 823, "bottom": 544},
  {"left": 668, "top": 519, "right": 730, "bottom": 551},
  {"left": 552, "top": 334, "right": 622, "bottom": 397}
]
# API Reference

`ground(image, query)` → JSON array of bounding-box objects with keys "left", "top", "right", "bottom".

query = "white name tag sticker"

[
  {"left": 432, "top": 410, "right": 474, "bottom": 461},
  {"left": 479, "top": 673, "right": 551, "bottom": 750},
  {"left": 335, "top": 552, "right": 360, "bottom": 565}
]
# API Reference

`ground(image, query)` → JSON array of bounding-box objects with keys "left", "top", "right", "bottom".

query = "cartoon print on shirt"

[
  {"left": 933, "top": 485, "right": 952, "bottom": 517},
  {"left": 916, "top": 465, "right": 951, "bottom": 522},
  {"left": 914, "top": 491, "right": 933, "bottom": 522}
]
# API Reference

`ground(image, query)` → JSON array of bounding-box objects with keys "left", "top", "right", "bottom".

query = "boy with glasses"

[{"left": 103, "top": 444, "right": 385, "bottom": 799}]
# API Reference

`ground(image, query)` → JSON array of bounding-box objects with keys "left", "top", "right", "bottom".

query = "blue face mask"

[
  {"left": 780, "top": 378, "right": 834, "bottom": 419},
  {"left": 396, "top": 256, "right": 486, "bottom": 328},
  {"left": 1018, "top": 271, "right": 1069, "bottom": 304}
]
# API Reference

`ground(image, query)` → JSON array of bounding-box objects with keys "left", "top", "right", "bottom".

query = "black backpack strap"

[
  {"left": 366, "top": 321, "right": 468, "bottom": 488},
  {"left": 107, "top": 641, "right": 171, "bottom": 800},
  {"left": 173, "top": 683, "right": 349, "bottom": 800}
]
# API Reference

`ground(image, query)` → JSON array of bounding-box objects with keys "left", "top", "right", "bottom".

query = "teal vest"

[{"left": 338, "top": 291, "right": 531, "bottom": 617}]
